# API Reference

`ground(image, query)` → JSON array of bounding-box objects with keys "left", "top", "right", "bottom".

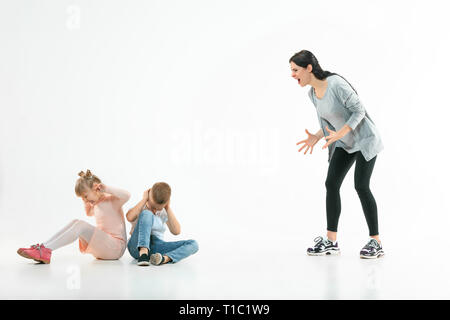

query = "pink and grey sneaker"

[
  {"left": 17, "top": 243, "right": 52, "bottom": 264},
  {"left": 17, "top": 243, "right": 39, "bottom": 255}
]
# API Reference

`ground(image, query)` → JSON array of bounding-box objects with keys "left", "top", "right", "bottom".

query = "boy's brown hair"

[{"left": 151, "top": 182, "right": 171, "bottom": 205}]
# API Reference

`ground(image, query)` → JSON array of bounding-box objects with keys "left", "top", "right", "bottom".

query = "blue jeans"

[{"left": 127, "top": 210, "right": 199, "bottom": 263}]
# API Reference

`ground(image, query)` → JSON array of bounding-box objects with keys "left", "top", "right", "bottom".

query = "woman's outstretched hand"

[
  {"left": 297, "top": 129, "right": 320, "bottom": 155},
  {"left": 322, "top": 126, "right": 343, "bottom": 149}
]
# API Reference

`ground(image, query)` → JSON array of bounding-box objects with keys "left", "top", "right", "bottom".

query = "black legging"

[{"left": 325, "top": 147, "right": 378, "bottom": 236}]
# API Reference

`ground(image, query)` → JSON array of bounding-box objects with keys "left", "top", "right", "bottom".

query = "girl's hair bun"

[{"left": 78, "top": 170, "right": 93, "bottom": 179}]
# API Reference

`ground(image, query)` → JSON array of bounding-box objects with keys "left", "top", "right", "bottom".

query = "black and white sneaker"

[
  {"left": 137, "top": 253, "right": 150, "bottom": 266},
  {"left": 307, "top": 236, "right": 340, "bottom": 256},
  {"left": 360, "top": 238, "right": 384, "bottom": 259}
]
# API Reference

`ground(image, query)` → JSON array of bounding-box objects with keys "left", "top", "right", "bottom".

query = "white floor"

[{"left": 2, "top": 234, "right": 449, "bottom": 300}]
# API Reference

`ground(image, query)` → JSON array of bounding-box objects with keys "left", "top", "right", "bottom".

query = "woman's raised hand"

[
  {"left": 322, "top": 126, "right": 344, "bottom": 149},
  {"left": 296, "top": 129, "right": 319, "bottom": 155}
]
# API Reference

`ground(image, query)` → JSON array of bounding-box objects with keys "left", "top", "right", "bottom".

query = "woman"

[{"left": 291, "top": 50, "right": 384, "bottom": 259}]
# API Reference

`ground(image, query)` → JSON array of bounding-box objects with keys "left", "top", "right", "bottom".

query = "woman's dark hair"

[{"left": 289, "top": 50, "right": 358, "bottom": 94}]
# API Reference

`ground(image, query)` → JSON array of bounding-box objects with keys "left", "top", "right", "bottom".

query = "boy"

[{"left": 126, "top": 182, "right": 199, "bottom": 266}]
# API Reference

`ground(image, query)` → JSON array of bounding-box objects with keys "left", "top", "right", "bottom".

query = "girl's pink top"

[{"left": 80, "top": 185, "right": 130, "bottom": 259}]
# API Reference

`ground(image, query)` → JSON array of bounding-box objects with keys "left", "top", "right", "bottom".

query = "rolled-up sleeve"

[{"left": 335, "top": 81, "right": 366, "bottom": 130}]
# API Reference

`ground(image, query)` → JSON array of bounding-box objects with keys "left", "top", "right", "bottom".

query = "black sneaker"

[
  {"left": 137, "top": 253, "right": 150, "bottom": 266},
  {"left": 307, "top": 236, "right": 340, "bottom": 256},
  {"left": 360, "top": 238, "right": 384, "bottom": 259}
]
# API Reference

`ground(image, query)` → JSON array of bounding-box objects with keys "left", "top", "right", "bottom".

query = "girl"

[
  {"left": 291, "top": 50, "right": 384, "bottom": 259},
  {"left": 17, "top": 170, "right": 130, "bottom": 263},
  {"left": 126, "top": 182, "right": 199, "bottom": 266}
]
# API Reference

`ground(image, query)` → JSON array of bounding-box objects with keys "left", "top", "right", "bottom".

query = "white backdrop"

[{"left": 1, "top": 0, "right": 449, "bottom": 279}]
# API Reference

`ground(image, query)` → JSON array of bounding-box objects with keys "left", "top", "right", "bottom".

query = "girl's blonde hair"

[{"left": 75, "top": 169, "right": 101, "bottom": 196}]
